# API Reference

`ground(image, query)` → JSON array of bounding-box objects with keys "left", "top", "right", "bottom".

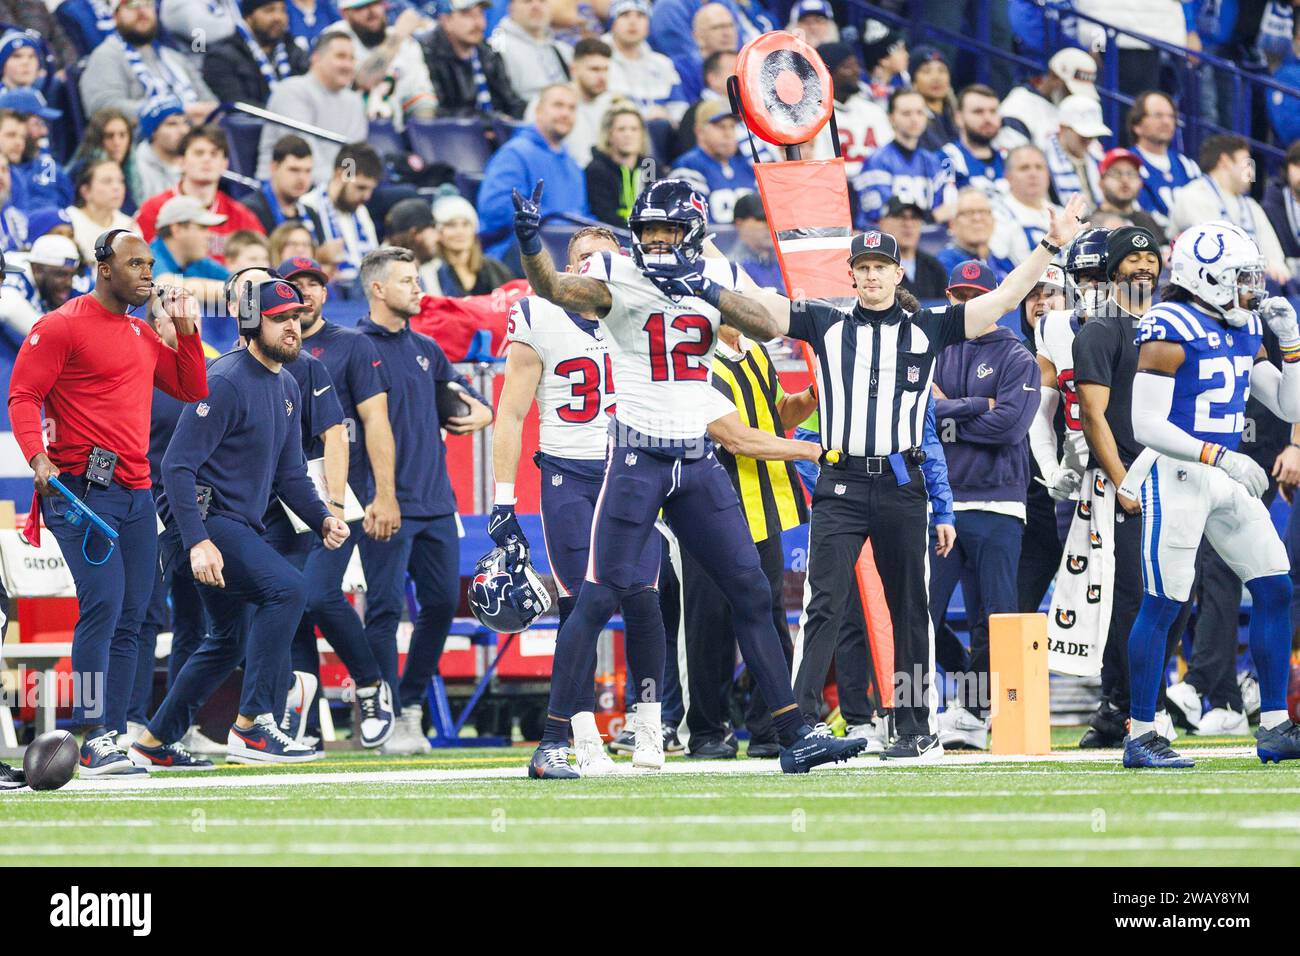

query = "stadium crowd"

[{"left": 3, "top": 0, "right": 1300, "bottom": 781}]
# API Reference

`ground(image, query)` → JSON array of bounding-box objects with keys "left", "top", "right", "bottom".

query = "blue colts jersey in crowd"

[
  {"left": 1135, "top": 300, "right": 1263, "bottom": 450},
  {"left": 855, "top": 142, "right": 954, "bottom": 225}
]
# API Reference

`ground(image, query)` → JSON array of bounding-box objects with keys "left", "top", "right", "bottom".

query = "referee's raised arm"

[{"left": 961, "top": 193, "right": 1090, "bottom": 338}]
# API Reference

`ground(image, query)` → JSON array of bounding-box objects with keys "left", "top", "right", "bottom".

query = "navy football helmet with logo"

[
  {"left": 1064, "top": 227, "right": 1110, "bottom": 310},
  {"left": 468, "top": 547, "right": 553, "bottom": 634},
  {"left": 627, "top": 179, "right": 710, "bottom": 270}
]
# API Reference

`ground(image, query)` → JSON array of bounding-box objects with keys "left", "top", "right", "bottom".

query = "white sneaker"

[
  {"left": 845, "top": 714, "right": 888, "bottom": 754},
  {"left": 1154, "top": 709, "right": 1178, "bottom": 742},
  {"left": 937, "top": 703, "right": 989, "bottom": 750},
  {"left": 1194, "top": 706, "right": 1250, "bottom": 737},
  {"left": 1165, "top": 680, "right": 1202, "bottom": 731},
  {"left": 120, "top": 721, "right": 147, "bottom": 751},
  {"left": 181, "top": 725, "right": 226, "bottom": 756},
  {"left": 632, "top": 708, "right": 664, "bottom": 770},
  {"left": 381, "top": 707, "right": 432, "bottom": 755},
  {"left": 1238, "top": 672, "right": 1261, "bottom": 720},
  {"left": 575, "top": 736, "right": 616, "bottom": 775},
  {"left": 281, "top": 671, "right": 318, "bottom": 744},
  {"left": 227, "top": 714, "right": 321, "bottom": 765}
]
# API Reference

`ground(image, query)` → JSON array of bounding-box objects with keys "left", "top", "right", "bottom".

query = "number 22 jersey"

[
  {"left": 1135, "top": 300, "right": 1264, "bottom": 450},
  {"left": 578, "top": 250, "right": 738, "bottom": 442}
]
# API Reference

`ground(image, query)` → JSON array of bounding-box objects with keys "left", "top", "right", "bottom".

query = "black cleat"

[
  {"left": 528, "top": 744, "right": 580, "bottom": 779},
  {"left": 1257, "top": 720, "right": 1300, "bottom": 764},
  {"left": 1078, "top": 703, "right": 1127, "bottom": 748},
  {"left": 745, "top": 736, "right": 781, "bottom": 759},
  {"left": 685, "top": 737, "right": 737, "bottom": 759},
  {"left": 881, "top": 733, "right": 943, "bottom": 763},
  {"left": 779, "top": 724, "right": 867, "bottom": 774},
  {"left": 0, "top": 760, "right": 25, "bottom": 789}
]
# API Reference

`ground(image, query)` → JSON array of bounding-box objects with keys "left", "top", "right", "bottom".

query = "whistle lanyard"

[{"left": 1205, "top": 176, "right": 1256, "bottom": 241}]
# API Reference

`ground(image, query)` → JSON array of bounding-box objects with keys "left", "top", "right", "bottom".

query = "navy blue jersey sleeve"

[
  {"left": 273, "top": 377, "right": 332, "bottom": 535},
  {"left": 162, "top": 377, "right": 239, "bottom": 550}
]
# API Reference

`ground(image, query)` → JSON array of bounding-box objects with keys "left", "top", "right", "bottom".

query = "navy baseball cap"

[
  {"left": 848, "top": 230, "right": 900, "bottom": 266},
  {"left": 259, "top": 279, "right": 308, "bottom": 317},
  {"left": 946, "top": 259, "right": 997, "bottom": 294},
  {"left": 278, "top": 256, "right": 329, "bottom": 285}
]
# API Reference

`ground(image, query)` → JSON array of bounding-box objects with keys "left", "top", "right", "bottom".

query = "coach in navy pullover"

[
  {"left": 928, "top": 262, "right": 1039, "bottom": 723},
  {"left": 352, "top": 246, "right": 493, "bottom": 746}
]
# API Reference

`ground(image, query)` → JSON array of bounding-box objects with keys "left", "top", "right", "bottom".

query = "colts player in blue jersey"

[{"left": 1124, "top": 221, "right": 1300, "bottom": 768}]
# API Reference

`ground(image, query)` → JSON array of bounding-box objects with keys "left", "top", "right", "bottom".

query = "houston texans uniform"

[
  {"left": 1133, "top": 301, "right": 1288, "bottom": 602},
  {"left": 504, "top": 295, "right": 660, "bottom": 599},
  {"left": 1034, "top": 307, "right": 1088, "bottom": 475},
  {"left": 542, "top": 250, "right": 803, "bottom": 723}
]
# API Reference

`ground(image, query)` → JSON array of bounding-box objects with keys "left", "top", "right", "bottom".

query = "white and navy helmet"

[
  {"left": 627, "top": 178, "right": 709, "bottom": 270},
  {"left": 1169, "top": 220, "right": 1266, "bottom": 328},
  {"left": 467, "top": 547, "right": 552, "bottom": 634}
]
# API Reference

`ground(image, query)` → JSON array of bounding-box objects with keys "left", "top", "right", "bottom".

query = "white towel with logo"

[{"left": 1047, "top": 466, "right": 1115, "bottom": 676}]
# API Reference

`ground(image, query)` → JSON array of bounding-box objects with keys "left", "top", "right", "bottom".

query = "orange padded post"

[{"left": 988, "top": 613, "right": 1051, "bottom": 755}]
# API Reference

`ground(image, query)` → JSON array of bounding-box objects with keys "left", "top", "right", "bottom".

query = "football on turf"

[{"left": 24, "top": 730, "right": 78, "bottom": 791}]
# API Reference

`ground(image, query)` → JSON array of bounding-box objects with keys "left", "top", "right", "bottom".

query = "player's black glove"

[
  {"left": 511, "top": 181, "right": 544, "bottom": 257},
  {"left": 487, "top": 504, "right": 529, "bottom": 571},
  {"left": 645, "top": 247, "right": 724, "bottom": 308}
]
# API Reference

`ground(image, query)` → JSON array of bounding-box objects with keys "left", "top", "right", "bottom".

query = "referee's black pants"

[
  {"left": 794, "top": 463, "right": 935, "bottom": 736},
  {"left": 677, "top": 534, "right": 791, "bottom": 748}
]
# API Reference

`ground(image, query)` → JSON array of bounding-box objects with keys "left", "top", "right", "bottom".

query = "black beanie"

[{"left": 1105, "top": 225, "right": 1160, "bottom": 279}]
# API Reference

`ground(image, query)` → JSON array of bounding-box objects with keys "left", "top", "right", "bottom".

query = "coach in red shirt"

[{"left": 7, "top": 229, "right": 208, "bottom": 776}]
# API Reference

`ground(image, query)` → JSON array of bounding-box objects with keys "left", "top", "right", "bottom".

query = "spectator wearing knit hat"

[
  {"left": 132, "top": 95, "right": 190, "bottom": 200},
  {"left": 809, "top": 41, "right": 892, "bottom": 178},
  {"left": 910, "top": 44, "right": 958, "bottom": 152},
  {"left": 605, "top": 0, "right": 686, "bottom": 122},
  {"left": 0, "top": 1, "right": 75, "bottom": 66},
  {"left": 202, "top": 0, "right": 310, "bottom": 107},
  {"left": 427, "top": 194, "right": 511, "bottom": 297},
  {"left": 859, "top": 19, "right": 908, "bottom": 109},
  {"left": 0, "top": 29, "right": 43, "bottom": 92}
]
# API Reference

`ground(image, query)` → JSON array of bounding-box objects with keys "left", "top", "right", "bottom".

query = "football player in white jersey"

[
  {"left": 491, "top": 225, "right": 666, "bottom": 776},
  {"left": 1124, "top": 221, "right": 1300, "bottom": 767},
  {"left": 513, "top": 178, "right": 868, "bottom": 778}
]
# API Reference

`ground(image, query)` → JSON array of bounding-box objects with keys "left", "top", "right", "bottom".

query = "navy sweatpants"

[
  {"left": 262, "top": 506, "right": 320, "bottom": 731},
  {"left": 41, "top": 474, "right": 158, "bottom": 733},
  {"left": 304, "top": 518, "right": 382, "bottom": 687},
  {"left": 128, "top": 535, "right": 210, "bottom": 724},
  {"left": 359, "top": 513, "right": 459, "bottom": 711},
  {"left": 147, "top": 515, "right": 307, "bottom": 744},
  {"left": 928, "top": 509, "right": 1024, "bottom": 716},
  {"left": 546, "top": 443, "right": 796, "bottom": 721}
]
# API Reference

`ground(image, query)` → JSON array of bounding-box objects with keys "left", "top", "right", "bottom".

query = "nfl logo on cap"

[{"left": 864, "top": 232, "right": 881, "bottom": 248}]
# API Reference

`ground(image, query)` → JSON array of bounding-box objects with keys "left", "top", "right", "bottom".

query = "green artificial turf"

[{"left": 6, "top": 728, "right": 1300, "bottom": 866}]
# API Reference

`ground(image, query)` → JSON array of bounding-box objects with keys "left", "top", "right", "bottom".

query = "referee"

[{"left": 713, "top": 193, "right": 1091, "bottom": 761}]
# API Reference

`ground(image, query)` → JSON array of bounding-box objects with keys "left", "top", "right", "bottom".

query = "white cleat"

[
  {"left": 181, "top": 725, "right": 227, "bottom": 755},
  {"left": 1194, "top": 706, "right": 1250, "bottom": 737},
  {"left": 1238, "top": 672, "right": 1261, "bottom": 720},
  {"left": 1154, "top": 709, "right": 1178, "bottom": 742},
  {"left": 380, "top": 707, "right": 432, "bottom": 755},
  {"left": 936, "top": 703, "right": 989, "bottom": 750},
  {"left": 575, "top": 736, "right": 616, "bottom": 776},
  {"left": 632, "top": 710, "right": 664, "bottom": 771},
  {"left": 281, "top": 670, "right": 318, "bottom": 744},
  {"left": 1165, "top": 680, "right": 1202, "bottom": 731},
  {"left": 845, "top": 714, "right": 889, "bottom": 754}
]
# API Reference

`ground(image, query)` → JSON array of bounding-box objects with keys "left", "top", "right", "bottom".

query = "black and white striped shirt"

[{"left": 788, "top": 300, "right": 968, "bottom": 456}]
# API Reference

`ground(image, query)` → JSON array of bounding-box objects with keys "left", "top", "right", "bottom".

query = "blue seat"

[
  {"left": 407, "top": 118, "right": 494, "bottom": 174},
  {"left": 219, "top": 113, "right": 263, "bottom": 177},
  {"left": 491, "top": 117, "right": 526, "bottom": 145},
  {"left": 368, "top": 119, "right": 407, "bottom": 158}
]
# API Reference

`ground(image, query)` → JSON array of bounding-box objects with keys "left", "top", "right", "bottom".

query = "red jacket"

[
  {"left": 409, "top": 279, "right": 530, "bottom": 360},
  {"left": 8, "top": 295, "right": 209, "bottom": 492}
]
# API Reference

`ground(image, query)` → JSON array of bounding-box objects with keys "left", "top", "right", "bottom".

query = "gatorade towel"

[{"left": 739, "top": 32, "right": 895, "bottom": 706}]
